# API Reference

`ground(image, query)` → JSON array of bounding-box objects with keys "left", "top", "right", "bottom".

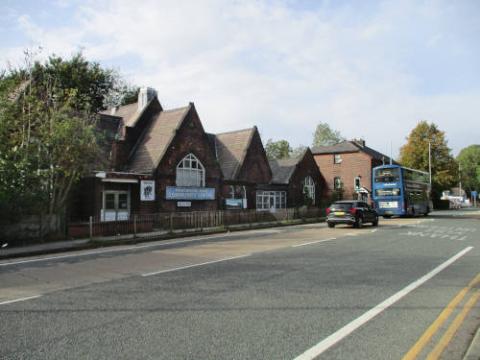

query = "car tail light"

[
  {"left": 349, "top": 207, "right": 356, "bottom": 215},
  {"left": 326, "top": 207, "right": 331, "bottom": 215}
]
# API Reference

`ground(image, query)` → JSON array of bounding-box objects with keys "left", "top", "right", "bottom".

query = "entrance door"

[{"left": 102, "top": 191, "right": 130, "bottom": 221}]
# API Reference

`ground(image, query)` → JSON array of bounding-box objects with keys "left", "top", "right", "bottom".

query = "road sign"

[{"left": 471, "top": 191, "right": 478, "bottom": 198}]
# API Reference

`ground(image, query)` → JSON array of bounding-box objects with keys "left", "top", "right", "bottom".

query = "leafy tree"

[
  {"left": 265, "top": 139, "right": 292, "bottom": 160},
  {"left": 312, "top": 122, "right": 344, "bottom": 147},
  {"left": 399, "top": 121, "right": 457, "bottom": 200},
  {"left": 457, "top": 145, "right": 480, "bottom": 192},
  {"left": 0, "top": 52, "right": 128, "bottom": 223}
]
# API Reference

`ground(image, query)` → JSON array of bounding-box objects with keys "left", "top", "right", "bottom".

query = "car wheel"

[
  {"left": 327, "top": 222, "right": 335, "bottom": 228},
  {"left": 372, "top": 217, "right": 379, "bottom": 226},
  {"left": 355, "top": 216, "right": 363, "bottom": 228}
]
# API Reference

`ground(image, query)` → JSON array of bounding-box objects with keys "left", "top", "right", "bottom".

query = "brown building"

[
  {"left": 71, "top": 88, "right": 223, "bottom": 221},
  {"left": 208, "top": 127, "right": 272, "bottom": 210},
  {"left": 268, "top": 148, "right": 324, "bottom": 208},
  {"left": 312, "top": 140, "right": 395, "bottom": 202},
  {"left": 71, "top": 88, "right": 325, "bottom": 222}
]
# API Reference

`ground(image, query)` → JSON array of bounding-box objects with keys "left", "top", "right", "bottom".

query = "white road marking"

[
  {"left": 293, "top": 246, "right": 474, "bottom": 360},
  {"left": 0, "top": 232, "right": 252, "bottom": 268},
  {"left": 0, "top": 295, "right": 42, "bottom": 306},
  {"left": 141, "top": 254, "right": 251, "bottom": 277},
  {"left": 292, "top": 238, "right": 336, "bottom": 248},
  {"left": 371, "top": 229, "right": 378, "bottom": 233}
]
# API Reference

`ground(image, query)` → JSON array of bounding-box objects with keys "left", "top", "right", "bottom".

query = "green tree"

[
  {"left": 312, "top": 122, "right": 344, "bottom": 147},
  {"left": 265, "top": 139, "right": 292, "bottom": 160},
  {"left": 399, "top": 121, "right": 457, "bottom": 200},
  {"left": 0, "top": 52, "right": 126, "bottom": 222},
  {"left": 457, "top": 145, "right": 480, "bottom": 192}
]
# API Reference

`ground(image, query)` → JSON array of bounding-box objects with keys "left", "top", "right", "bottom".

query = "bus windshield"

[{"left": 374, "top": 168, "right": 400, "bottom": 182}]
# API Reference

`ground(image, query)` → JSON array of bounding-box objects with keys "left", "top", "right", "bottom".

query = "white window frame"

[
  {"left": 256, "top": 190, "right": 287, "bottom": 211},
  {"left": 101, "top": 190, "right": 130, "bottom": 221},
  {"left": 304, "top": 176, "right": 315, "bottom": 205},
  {"left": 334, "top": 177, "right": 343, "bottom": 190},
  {"left": 176, "top": 153, "right": 205, "bottom": 187},
  {"left": 354, "top": 176, "right": 361, "bottom": 190},
  {"left": 334, "top": 154, "right": 342, "bottom": 164}
]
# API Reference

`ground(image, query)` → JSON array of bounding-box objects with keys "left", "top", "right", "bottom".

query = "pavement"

[{"left": 0, "top": 210, "right": 479, "bottom": 359}]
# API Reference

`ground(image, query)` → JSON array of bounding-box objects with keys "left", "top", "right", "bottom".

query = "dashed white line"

[
  {"left": 0, "top": 295, "right": 42, "bottom": 306},
  {"left": 0, "top": 233, "right": 245, "bottom": 268},
  {"left": 293, "top": 246, "right": 474, "bottom": 360},
  {"left": 371, "top": 229, "right": 378, "bottom": 233},
  {"left": 141, "top": 254, "right": 251, "bottom": 277},
  {"left": 292, "top": 238, "right": 336, "bottom": 248}
]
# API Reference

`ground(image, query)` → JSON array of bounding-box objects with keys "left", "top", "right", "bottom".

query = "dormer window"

[
  {"left": 176, "top": 153, "right": 205, "bottom": 187},
  {"left": 334, "top": 154, "right": 342, "bottom": 164}
]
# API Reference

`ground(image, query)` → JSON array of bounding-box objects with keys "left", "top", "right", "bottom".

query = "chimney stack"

[
  {"left": 352, "top": 138, "right": 366, "bottom": 147},
  {"left": 138, "top": 87, "right": 157, "bottom": 112}
]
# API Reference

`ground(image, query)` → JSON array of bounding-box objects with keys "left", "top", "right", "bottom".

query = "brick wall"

[
  {"left": 314, "top": 151, "right": 373, "bottom": 200},
  {"left": 288, "top": 150, "right": 324, "bottom": 207},
  {"left": 155, "top": 105, "right": 223, "bottom": 212}
]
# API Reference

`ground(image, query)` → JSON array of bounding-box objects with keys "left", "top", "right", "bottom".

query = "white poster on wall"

[{"left": 140, "top": 180, "right": 155, "bottom": 201}]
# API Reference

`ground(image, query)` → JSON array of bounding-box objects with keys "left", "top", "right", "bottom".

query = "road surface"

[{"left": 1, "top": 211, "right": 479, "bottom": 359}]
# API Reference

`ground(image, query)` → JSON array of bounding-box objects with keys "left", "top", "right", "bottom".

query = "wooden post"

[
  {"left": 169, "top": 212, "right": 173, "bottom": 233},
  {"left": 133, "top": 215, "right": 137, "bottom": 239},
  {"left": 89, "top": 216, "right": 93, "bottom": 241}
]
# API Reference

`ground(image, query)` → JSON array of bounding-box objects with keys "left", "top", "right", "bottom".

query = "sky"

[{"left": 1, "top": 0, "right": 479, "bottom": 158}]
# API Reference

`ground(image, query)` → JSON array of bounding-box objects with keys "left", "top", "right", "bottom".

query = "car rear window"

[{"left": 330, "top": 202, "right": 354, "bottom": 210}]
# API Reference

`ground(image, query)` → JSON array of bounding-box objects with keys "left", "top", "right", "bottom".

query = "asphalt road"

[{"left": 1, "top": 211, "right": 479, "bottom": 359}]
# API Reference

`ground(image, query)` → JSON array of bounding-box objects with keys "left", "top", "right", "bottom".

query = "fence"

[{"left": 68, "top": 207, "right": 325, "bottom": 241}]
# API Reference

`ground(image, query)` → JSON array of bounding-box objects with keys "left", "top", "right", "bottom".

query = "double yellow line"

[{"left": 402, "top": 273, "right": 480, "bottom": 360}]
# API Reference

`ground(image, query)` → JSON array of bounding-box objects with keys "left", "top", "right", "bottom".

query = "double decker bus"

[{"left": 372, "top": 164, "right": 431, "bottom": 218}]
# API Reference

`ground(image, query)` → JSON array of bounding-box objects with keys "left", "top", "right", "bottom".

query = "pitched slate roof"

[
  {"left": 126, "top": 105, "right": 191, "bottom": 173},
  {"left": 311, "top": 140, "right": 396, "bottom": 164},
  {"left": 211, "top": 127, "right": 256, "bottom": 180},
  {"left": 268, "top": 150, "right": 307, "bottom": 184},
  {"left": 100, "top": 99, "right": 156, "bottom": 128}
]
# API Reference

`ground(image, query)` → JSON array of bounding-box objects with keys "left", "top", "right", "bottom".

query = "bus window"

[{"left": 374, "top": 168, "right": 400, "bottom": 182}]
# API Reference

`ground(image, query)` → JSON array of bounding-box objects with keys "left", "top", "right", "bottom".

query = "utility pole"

[{"left": 428, "top": 141, "right": 432, "bottom": 187}]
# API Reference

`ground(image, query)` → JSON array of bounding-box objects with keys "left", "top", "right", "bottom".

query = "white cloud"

[{"left": 1, "top": 0, "right": 478, "bottom": 157}]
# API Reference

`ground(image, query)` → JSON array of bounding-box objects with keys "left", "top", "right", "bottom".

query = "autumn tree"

[
  {"left": 457, "top": 145, "right": 480, "bottom": 193},
  {"left": 399, "top": 121, "right": 457, "bottom": 200},
  {"left": 312, "top": 122, "right": 344, "bottom": 147},
  {"left": 265, "top": 139, "right": 292, "bottom": 160}
]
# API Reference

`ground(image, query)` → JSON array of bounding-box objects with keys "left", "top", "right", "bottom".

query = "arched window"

[
  {"left": 176, "top": 153, "right": 205, "bottom": 187},
  {"left": 304, "top": 176, "right": 315, "bottom": 204}
]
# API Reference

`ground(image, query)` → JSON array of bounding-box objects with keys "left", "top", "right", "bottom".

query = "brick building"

[
  {"left": 312, "top": 140, "right": 395, "bottom": 202},
  {"left": 207, "top": 127, "right": 272, "bottom": 210},
  {"left": 71, "top": 88, "right": 223, "bottom": 221},
  {"left": 268, "top": 148, "right": 324, "bottom": 208},
  {"left": 70, "top": 88, "right": 325, "bottom": 222}
]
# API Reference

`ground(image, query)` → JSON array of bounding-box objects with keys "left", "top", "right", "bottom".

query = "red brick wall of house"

[
  {"left": 154, "top": 106, "right": 223, "bottom": 212},
  {"left": 313, "top": 151, "right": 373, "bottom": 201}
]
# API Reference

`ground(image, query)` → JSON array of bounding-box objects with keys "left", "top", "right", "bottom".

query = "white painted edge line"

[
  {"left": 293, "top": 246, "right": 474, "bottom": 360},
  {"left": 292, "top": 238, "right": 336, "bottom": 248},
  {"left": 141, "top": 254, "right": 251, "bottom": 277},
  {"left": 0, "top": 295, "right": 42, "bottom": 306},
  {"left": 0, "top": 232, "right": 244, "bottom": 268}
]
